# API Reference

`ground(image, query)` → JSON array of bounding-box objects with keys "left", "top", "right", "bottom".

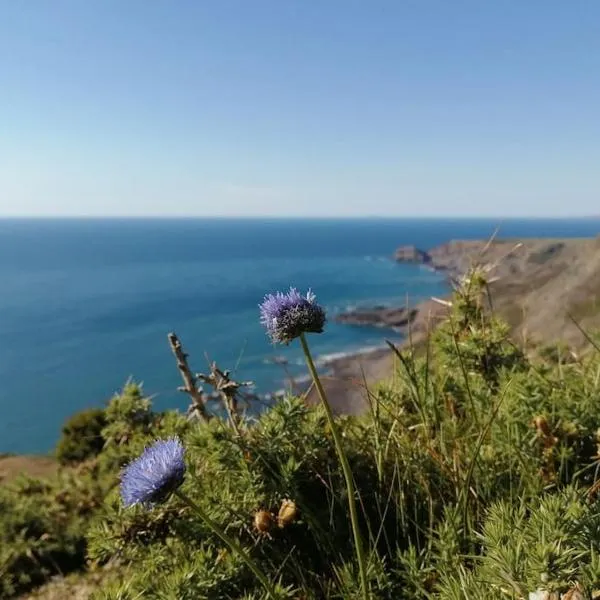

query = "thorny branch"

[{"left": 168, "top": 332, "right": 261, "bottom": 432}]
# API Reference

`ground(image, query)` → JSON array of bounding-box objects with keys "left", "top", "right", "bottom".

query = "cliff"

[
  {"left": 423, "top": 237, "right": 600, "bottom": 348},
  {"left": 320, "top": 235, "right": 600, "bottom": 416},
  {"left": 338, "top": 236, "right": 600, "bottom": 348}
]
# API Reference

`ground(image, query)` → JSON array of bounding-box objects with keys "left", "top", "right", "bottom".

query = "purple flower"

[
  {"left": 259, "top": 287, "right": 326, "bottom": 344},
  {"left": 120, "top": 438, "right": 186, "bottom": 508}
]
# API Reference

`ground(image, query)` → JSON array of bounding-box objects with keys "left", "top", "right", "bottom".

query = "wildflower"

[
  {"left": 259, "top": 287, "right": 326, "bottom": 344},
  {"left": 120, "top": 438, "right": 186, "bottom": 507}
]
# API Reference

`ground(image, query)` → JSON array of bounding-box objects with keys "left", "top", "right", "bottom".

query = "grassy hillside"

[{"left": 3, "top": 265, "right": 600, "bottom": 599}]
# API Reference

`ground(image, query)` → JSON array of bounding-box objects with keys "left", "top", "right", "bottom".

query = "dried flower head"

[
  {"left": 277, "top": 499, "right": 298, "bottom": 528},
  {"left": 120, "top": 438, "right": 186, "bottom": 508},
  {"left": 259, "top": 287, "right": 326, "bottom": 344},
  {"left": 253, "top": 509, "right": 274, "bottom": 534}
]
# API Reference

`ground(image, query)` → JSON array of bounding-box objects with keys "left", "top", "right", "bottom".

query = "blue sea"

[{"left": 1, "top": 217, "right": 599, "bottom": 454}]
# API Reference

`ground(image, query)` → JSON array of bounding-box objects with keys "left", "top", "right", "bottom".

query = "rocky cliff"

[{"left": 337, "top": 236, "right": 600, "bottom": 348}]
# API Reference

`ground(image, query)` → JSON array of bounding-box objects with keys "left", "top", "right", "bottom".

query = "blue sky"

[{"left": 1, "top": 1, "right": 599, "bottom": 217}]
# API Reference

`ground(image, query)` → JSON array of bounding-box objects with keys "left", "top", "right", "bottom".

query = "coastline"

[
  {"left": 291, "top": 246, "right": 457, "bottom": 412},
  {"left": 303, "top": 235, "right": 600, "bottom": 414},
  {"left": 302, "top": 297, "right": 449, "bottom": 415},
  {"left": 287, "top": 245, "right": 467, "bottom": 414},
  {"left": 7, "top": 233, "right": 600, "bottom": 458}
]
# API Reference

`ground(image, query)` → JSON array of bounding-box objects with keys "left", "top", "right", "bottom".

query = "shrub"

[
  {"left": 85, "top": 270, "right": 600, "bottom": 599},
  {"left": 0, "top": 470, "right": 102, "bottom": 598},
  {"left": 0, "top": 381, "right": 185, "bottom": 598},
  {"left": 55, "top": 407, "right": 107, "bottom": 465}
]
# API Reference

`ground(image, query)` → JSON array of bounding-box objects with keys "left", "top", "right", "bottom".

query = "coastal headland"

[{"left": 307, "top": 235, "right": 600, "bottom": 414}]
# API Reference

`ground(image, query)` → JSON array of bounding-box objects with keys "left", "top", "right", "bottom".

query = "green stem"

[
  {"left": 299, "top": 333, "right": 370, "bottom": 600},
  {"left": 173, "top": 489, "right": 278, "bottom": 599}
]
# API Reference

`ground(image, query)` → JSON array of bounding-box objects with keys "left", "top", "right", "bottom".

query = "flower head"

[
  {"left": 259, "top": 287, "right": 326, "bottom": 344},
  {"left": 120, "top": 437, "right": 186, "bottom": 508}
]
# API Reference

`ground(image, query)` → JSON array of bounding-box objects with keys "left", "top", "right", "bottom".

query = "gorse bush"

[
  {"left": 0, "top": 466, "right": 103, "bottom": 597},
  {"left": 55, "top": 407, "right": 107, "bottom": 464},
  {"left": 0, "top": 382, "right": 186, "bottom": 598},
  {"left": 85, "top": 278, "right": 600, "bottom": 599},
  {"left": 4, "top": 275, "right": 600, "bottom": 598}
]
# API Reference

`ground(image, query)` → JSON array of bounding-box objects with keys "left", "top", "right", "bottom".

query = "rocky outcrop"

[
  {"left": 345, "top": 237, "right": 600, "bottom": 345},
  {"left": 393, "top": 245, "right": 431, "bottom": 264},
  {"left": 335, "top": 306, "right": 418, "bottom": 329}
]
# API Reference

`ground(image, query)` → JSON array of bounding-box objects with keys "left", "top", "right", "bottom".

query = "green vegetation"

[
  {"left": 0, "top": 383, "right": 188, "bottom": 598},
  {"left": 55, "top": 408, "right": 107, "bottom": 465},
  {"left": 4, "top": 270, "right": 600, "bottom": 598}
]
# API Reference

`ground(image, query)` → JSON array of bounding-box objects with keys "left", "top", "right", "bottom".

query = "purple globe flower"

[
  {"left": 259, "top": 287, "right": 326, "bottom": 345},
  {"left": 120, "top": 438, "right": 186, "bottom": 508}
]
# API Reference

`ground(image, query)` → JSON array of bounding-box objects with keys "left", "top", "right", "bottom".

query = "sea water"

[{"left": 0, "top": 217, "right": 598, "bottom": 453}]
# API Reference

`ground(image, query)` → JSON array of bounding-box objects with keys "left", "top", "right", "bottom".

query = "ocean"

[{"left": 1, "top": 217, "right": 599, "bottom": 454}]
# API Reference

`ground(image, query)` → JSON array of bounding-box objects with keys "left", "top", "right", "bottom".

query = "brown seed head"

[
  {"left": 277, "top": 499, "right": 298, "bottom": 528},
  {"left": 254, "top": 510, "right": 274, "bottom": 534}
]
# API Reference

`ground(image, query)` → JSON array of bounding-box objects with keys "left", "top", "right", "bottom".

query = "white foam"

[{"left": 314, "top": 343, "right": 388, "bottom": 367}]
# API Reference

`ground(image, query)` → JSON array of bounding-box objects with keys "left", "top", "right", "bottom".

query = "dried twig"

[
  {"left": 167, "top": 332, "right": 211, "bottom": 423},
  {"left": 197, "top": 362, "right": 255, "bottom": 435}
]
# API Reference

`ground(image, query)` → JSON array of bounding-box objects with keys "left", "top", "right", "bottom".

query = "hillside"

[
  {"left": 316, "top": 235, "right": 600, "bottom": 414},
  {"left": 424, "top": 236, "right": 600, "bottom": 347}
]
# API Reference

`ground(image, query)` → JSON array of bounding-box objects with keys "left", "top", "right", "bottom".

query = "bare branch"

[
  {"left": 167, "top": 332, "right": 211, "bottom": 423},
  {"left": 197, "top": 361, "right": 255, "bottom": 434}
]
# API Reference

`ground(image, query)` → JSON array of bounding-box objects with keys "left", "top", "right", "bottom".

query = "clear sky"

[{"left": 1, "top": 1, "right": 599, "bottom": 218}]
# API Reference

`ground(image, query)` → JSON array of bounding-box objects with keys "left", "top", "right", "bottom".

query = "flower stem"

[
  {"left": 173, "top": 489, "right": 278, "bottom": 599},
  {"left": 299, "top": 333, "right": 370, "bottom": 599}
]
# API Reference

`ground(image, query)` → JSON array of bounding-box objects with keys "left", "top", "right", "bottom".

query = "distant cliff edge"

[{"left": 336, "top": 236, "right": 600, "bottom": 349}]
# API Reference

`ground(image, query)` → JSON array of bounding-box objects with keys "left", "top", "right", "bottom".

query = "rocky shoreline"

[
  {"left": 332, "top": 244, "right": 452, "bottom": 332},
  {"left": 332, "top": 238, "right": 575, "bottom": 333},
  {"left": 335, "top": 306, "right": 418, "bottom": 329},
  {"left": 303, "top": 243, "right": 458, "bottom": 414}
]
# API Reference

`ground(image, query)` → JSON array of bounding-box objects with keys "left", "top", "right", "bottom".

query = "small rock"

[{"left": 393, "top": 245, "right": 431, "bottom": 264}]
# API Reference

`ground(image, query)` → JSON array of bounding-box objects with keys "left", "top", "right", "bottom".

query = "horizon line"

[{"left": 0, "top": 215, "right": 598, "bottom": 220}]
